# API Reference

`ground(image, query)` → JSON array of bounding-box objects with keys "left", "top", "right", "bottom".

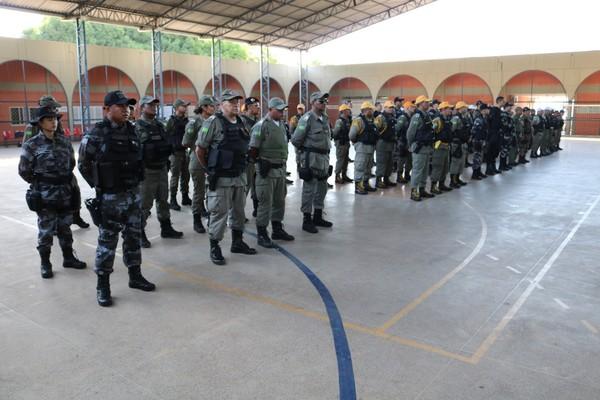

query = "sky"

[{"left": 1, "top": 0, "right": 599, "bottom": 66}]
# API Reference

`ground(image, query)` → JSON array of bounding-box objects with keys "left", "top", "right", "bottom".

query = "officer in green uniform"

[
  {"left": 349, "top": 101, "right": 380, "bottom": 195},
  {"left": 531, "top": 109, "right": 544, "bottom": 158},
  {"left": 136, "top": 96, "right": 183, "bottom": 248},
  {"left": 241, "top": 97, "right": 261, "bottom": 218},
  {"left": 182, "top": 95, "right": 216, "bottom": 233},
  {"left": 332, "top": 104, "right": 353, "bottom": 184},
  {"left": 540, "top": 108, "right": 552, "bottom": 156},
  {"left": 395, "top": 101, "right": 415, "bottom": 184},
  {"left": 195, "top": 89, "right": 257, "bottom": 265},
  {"left": 407, "top": 95, "right": 435, "bottom": 201},
  {"left": 166, "top": 98, "right": 191, "bottom": 210},
  {"left": 509, "top": 106, "right": 523, "bottom": 166},
  {"left": 291, "top": 92, "right": 333, "bottom": 233},
  {"left": 449, "top": 101, "right": 471, "bottom": 188},
  {"left": 375, "top": 100, "right": 398, "bottom": 188},
  {"left": 518, "top": 107, "right": 532, "bottom": 164},
  {"left": 249, "top": 97, "right": 295, "bottom": 248},
  {"left": 430, "top": 101, "right": 453, "bottom": 194}
]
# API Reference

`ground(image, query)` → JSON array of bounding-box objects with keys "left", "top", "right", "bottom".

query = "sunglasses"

[{"left": 318, "top": 99, "right": 328, "bottom": 104}]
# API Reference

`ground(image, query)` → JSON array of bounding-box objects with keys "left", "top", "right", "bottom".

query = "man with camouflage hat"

[
  {"left": 19, "top": 106, "right": 87, "bottom": 279},
  {"left": 136, "top": 96, "right": 183, "bottom": 248},
  {"left": 195, "top": 89, "right": 257, "bottom": 265},
  {"left": 349, "top": 101, "right": 380, "bottom": 195},
  {"left": 395, "top": 101, "right": 415, "bottom": 184},
  {"left": 375, "top": 100, "right": 398, "bottom": 188},
  {"left": 183, "top": 95, "right": 216, "bottom": 234},
  {"left": 79, "top": 90, "right": 155, "bottom": 307},
  {"left": 166, "top": 98, "right": 191, "bottom": 210},
  {"left": 249, "top": 97, "right": 295, "bottom": 248},
  {"left": 407, "top": 95, "right": 435, "bottom": 201},
  {"left": 332, "top": 104, "right": 353, "bottom": 184},
  {"left": 291, "top": 92, "right": 333, "bottom": 233}
]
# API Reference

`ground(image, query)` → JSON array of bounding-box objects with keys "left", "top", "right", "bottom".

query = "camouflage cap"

[
  {"left": 32, "top": 106, "right": 59, "bottom": 123},
  {"left": 309, "top": 91, "right": 329, "bottom": 103},
  {"left": 39, "top": 95, "right": 61, "bottom": 109},
  {"left": 220, "top": 89, "right": 243, "bottom": 102},
  {"left": 174, "top": 98, "right": 190, "bottom": 108},
  {"left": 268, "top": 97, "right": 287, "bottom": 111},
  {"left": 198, "top": 95, "right": 217, "bottom": 107},
  {"left": 140, "top": 95, "right": 160, "bottom": 106}
]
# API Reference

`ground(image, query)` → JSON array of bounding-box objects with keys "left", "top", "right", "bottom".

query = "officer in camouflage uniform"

[
  {"left": 407, "top": 95, "right": 435, "bottom": 201},
  {"left": 291, "top": 91, "right": 333, "bottom": 233},
  {"left": 375, "top": 101, "right": 398, "bottom": 188},
  {"left": 332, "top": 104, "right": 353, "bottom": 184},
  {"left": 395, "top": 101, "right": 414, "bottom": 184},
  {"left": 540, "top": 108, "right": 552, "bottom": 156},
  {"left": 78, "top": 90, "right": 155, "bottom": 307},
  {"left": 470, "top": 103, "right": 489, "bottom": 180},
  {"left": 531, "top": 109, "right": 544, "bottom": 158},
  {"left": 19, "top": 106, "right": 87, "bottom": 279},
  {"left": 241, "top": 97, "right": 261, "bottom": 218},
  {"left": 195, "top": 89, "right": 257, "bottom": 265},
  {"left": 166, "top": 98, "right": 191, "bottom": 210},
  {"left": 449, "top": 101, "right": 471, "bottom": 188},
  {"left": 498, "top": 102, "right": 514, "bottom": 171},
  {"left": 182, "top": 95, "right": 216, "bottom": 234},
  {"left": 249, "top": 97, "right": 295, "bottom": 248},
  {"left": 349, "top": 101, "right": 380, "bottom": 195},
  {"left": 518, "top": 107, "right": 532, "bottom": 164},
  {"left": 509, "top": 106, "right": 523, "bottom": 166},
  {"left": 136, "top": 96, "right": 183, "bottom": 248},
  {"left": 556, "top": 110, "right": 565, "bottom": 151}
]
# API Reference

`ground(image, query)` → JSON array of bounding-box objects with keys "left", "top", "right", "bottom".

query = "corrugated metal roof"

[{"left": 0, "top": 0, "right": 436, "bottom": 49}]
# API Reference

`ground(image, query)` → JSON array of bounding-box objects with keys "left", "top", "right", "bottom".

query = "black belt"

[
  {"left": 302, "top": 146, "right": 329, "bottom": 155},
  {"left": 269, "top": 163, "right": 285, "bottom": 169},
  {"left": 35, "top": 174, "right": 72, "bottom": 185}
]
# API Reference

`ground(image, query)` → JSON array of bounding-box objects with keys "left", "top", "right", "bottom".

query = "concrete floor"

[{"left": 1, "top": 137, "right": 599, "bottom": 400}]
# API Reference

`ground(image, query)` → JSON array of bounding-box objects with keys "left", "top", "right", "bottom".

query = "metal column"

[
  {"left": 211, "top": 37, "right": 223, "bottom": 100},
  {"left": 260, "top": 44, "right": 270, "bottom": 116},
  {"left": 151, "top": 29, "right": 164, "bottom": 118},
  {"left": 75, "top": 18, "right": 91, "bottom": 134},
  {"left": 298, "top": 50, "right": 309, "bottom": 107}
]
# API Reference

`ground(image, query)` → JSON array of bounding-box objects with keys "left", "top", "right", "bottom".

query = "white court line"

[
  {"left": 505, "top": 266, "right": 522, "bottom": 274},
  {"left": 578, "top": 211, "right": 585, "bottom": 215},
  {"left": 486, "top": 254, "right": 499, "bottom": 261},
  {"left": 581, "top": 320, "right": 599, "bottom": 334},
  {"left": 0, "top": 215, "right": 36, "bottom": 229},
  {"left": 527, "top": 279, "right": 544, "bottom": 290},
  {"left": 148, "top": 235, "right": 161, "bottom": 241},
  {"left": 554, "top": 298, "right": 570, "bottom": 310},
  {"left": 455, "top": 239, "right": 466, "bottom": 246}
]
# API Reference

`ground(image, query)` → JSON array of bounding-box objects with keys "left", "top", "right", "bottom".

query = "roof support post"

[
  {"left": 211, "top": 37, "right": 223, "bottom": 100},
  {"left": 75, "top": 18, "right": 91, "bottom": 134},
  {"left": 151, "top": 29, "right": 164, "bottom": 118},
  {"left": 298, "top": 50, "right": 309, "bottom": 108},
  {"left": 260, "top": 44, "right": 270, "bottom": 116}
]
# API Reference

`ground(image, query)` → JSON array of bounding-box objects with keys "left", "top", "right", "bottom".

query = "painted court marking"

[
  {"left": 455, "top": 239, "right": 466, "bottom": 246},
  {"left": 581, "top": 320, "right": 599, "bottom": 335},
  {"left": 553, "top": 298, "right": 570, "bottom": 310},
  {"left": 486, "top": 254, "right": 499, "bottom": 261},
  {"left": 505, "top": 266, "right": 522, "bottom": 275}
]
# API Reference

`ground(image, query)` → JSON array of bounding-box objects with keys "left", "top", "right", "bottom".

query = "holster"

[
  {"left": 208, "top": 173, "right": 218, "bottom": 191},
  {"left": 258, "top": 158, "right": 272, "bottom": 179},
  {"left": 298, "top": 151, "right": 313, "bottom": 181},
  {"left": 85, "top": 196, "right": 103, "bottom": 227},
  {"left": 25, "top": 186, "right": 42, "bottom": 212}
]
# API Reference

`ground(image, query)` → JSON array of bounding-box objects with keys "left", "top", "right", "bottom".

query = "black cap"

[
  {"left": 394, "top": 96, "right": 405, "bottom": 103},
  {"left": 479, "top": 103, "right": 489, "bottom": 110},
  {"left": 104, "top": 90, "right": 136, "bottom": 107},
  {"left": 523, "top": 107, "right": 530, "bottom": 112},
  {"left": 244, "top": 97, "right": 259, "bottom": 106},
  {"left": 431, "top": 99, "right": 441, "bottom": 105}
]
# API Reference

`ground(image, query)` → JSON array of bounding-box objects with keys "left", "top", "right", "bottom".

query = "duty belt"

[
  {"left": 301, "top": 146, "right": 329, "bottom": 155},
  {"left": 34, "top": 174, "right": 73, "bottom": 185}
]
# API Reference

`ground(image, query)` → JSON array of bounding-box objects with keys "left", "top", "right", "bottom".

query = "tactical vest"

[
  {"left": 397, "top": 112, "right": 409, "bottom": 142},
  {"left": 94, "top": 120, "right": 142, "bottom": 192},
  {"left": 523, "top": 117, "right": 532, "bottom": 135},
  {"left": 359, "top": 114, "right": 379, "bottom": 145},
  {"left": 335, "top": 117, "right": 351, "bottom": 144},
  {"left": 207, "top": 114, "right": 249, "bottom": 177},
  {"left": 415, "top": 110, "right": 434, "bottom": 145},
  {"left": 458, "top": 114, "right": 472, "bottom": 143},
  {"left": 436, "top": 116, "right": 452, "bottom": 143},
  {"left": 471, "top": 116, "right": 487, "bottom": 141},
  {"left": 241, "top": 114, "right": 258, "bottom": 131},
  {"left": 169, "top": 116, "right": 188, "bottom": 152},
  {"left": 381, "top": 113, "right": 397, "bottom": 142},
  {"left": 258, "top": 120, "right": 288, "bottom": 161},
  {"left": 138, "top": 119, "right": 172, "bottom": 169}
]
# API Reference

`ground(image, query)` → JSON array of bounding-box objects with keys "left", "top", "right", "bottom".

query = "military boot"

[
  {"left": 449, "top": 174, "right": 461, "bottom": 189},
  {"left": 471, "top": 169, "right": 483, "bottom": 180},
  {"left": 141, "top": 229, "right": 151, "bottom": 248},
  {"left": 376, "top": 177, "right": 387, "bottom": 189},
  {"left": 72, "top": 211, "right": 90, "bottom": 228},
  {"left": 419, "top": 187, "right": 435, "bottom": 198},
  {"left": 210, "top": 240, "right": 226, "bottom": 265},
  {"left": 271, "top": 221, "right": 294, "bottom": 241},
  {"left": 430, "top": 181, "right": 442, "bottom": 195},
  {"left": 169, "top": 193, "right": 181, "bottom": 211},
  {"left": 384, "top": 177, "right": 397, "bottom": 187},
  {"left": 252, "top": 198, "right": 259, "bottom": 218},
  {"left": 181, "top": 192, "right": 192, "bottom": 206},
  {"left": 439, "top": 180, "right": 453, "bottom": 191},
  {"left": 342, "top": 173, "right": 353, "bottom": 183},
  {"left": 355, "top": 181, "right": 368, "bottom": 195},
  {"left": 457, "top": 175, "right": 467, "bottom": 186},
  {"left": 96, "top": 273, "right": 112, "bottom": 307},
  {"left": 485, "top": 164, "right": 496, "bottom": 176},
  {"left": 160, "top": 220, "right": 184, "bottom": 239},
  {"left": 335, "top": 173, "right": 344, "bottom": 184},
  {"left": 256, "top": 225, "right": 274, "bottom": 248},
  {"left": 498, "top": 157, "right": 509, "bottom": 171},
  {"left": 302, "top": 212, "right": 318, "bottom": 234},
  {"left": 128, "top": 265, "right": 156, "bottom": 291},
  {"left": 231, "top": 230, "right": 257, "bottom": 254},
  {"left": 410, "top": 188, "right": 421, "bottom": 202},
  {"left": 193, "top": 214, "right": 206, "bottom": 234},
  {"left": 313, "top": 209, "right": 333, "bottom": 228},
  {"left": 39, "top": 249, "right": 53, "bottom": 279},
  {"left": 62, "top": 248, "right": 87, "bottom": 270},
  {"left": 365, "top": 180, "right": 377, "bottom": 192}
]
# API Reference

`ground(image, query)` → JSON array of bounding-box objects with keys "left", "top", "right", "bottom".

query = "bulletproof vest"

[
  {"left": 208, "top": 114, "right": 249, "bottom": 177},
  {"left": 258, "top": 120, "right": 288, "bottom": 161},
  {"left": 168, "top": 115, "right": 188, "bottom": 151},
  {"left": 523, "top": 116, "right": 532, "bottom": 135},
  {"left": 94, "top": 120, "right": 142, "bottom": 191},
  {"left": 335, "top": 117, "right": 351, "bottom": 143},
  {"left": 397, "top": 112, "right": 409, "bottom": 140},
  {"left": 436, "top": 116, "right": 452, "bottom": 143},
  {"left": 415, "top": 109, "right": 434, "bottom": 145},
  {"left": 381, "top": 112, "right": 397, "bottom": 142},
  {"left": 137, "top": 118, "right": 172, "bottom": 169},
  {"left": 471, "top": 116, "right": 487, "bottom": 140},
  {"left": 459, "top": 113, "right": 472, "bottom": 142},
  {"left": 241, "top": 114, "right": 258, "bottom": 131},
  {"left": 359, "top": 114, "right": 379, "bottom": 145}
]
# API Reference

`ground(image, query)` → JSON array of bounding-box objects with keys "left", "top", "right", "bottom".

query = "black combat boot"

[
  {"left": 457, "top": 175, "right": 467, "bottom": 186},
  {"left": 252, "top": 198, "right": 259, "bottom": 218},
  {"left": 449, "top": 174, "right": 461, "bottom": 189},
  {"left": 302, "top": 212, "right": 318, "bottom": 234},
  {"left": 376, "top": 177, "right": 387, "bottom": 189},
  {"left": 181, "top": 192, "right": 192, "bottom": 206},
  {"left": 485, "top": 163, "right": 496, "bottom": 176},
  {"left": 364, "top": 180, "right": 377, "bottom": 192},
  {"left": 62, "top": 248, "right": 87, "bottom": 269},
  {"left": 231, "top": 230, "right": 257, "bottom": 254},
  {"left": 313, "top": 209, "right": 333, "bottom": 228},
  {"left": 439, "top": 179, "right": 453, "bottom": 191},
  {"left": 335, "top": 173, "right": 344, "bottom": 184},
  {"left": 430, "top": 181, "right": 442, "bottom": 195},
  {"left": 72, "top": 211, "right": 90, "bottom": 228},
  {"left": 39, "top": 248, "right": 53, "bottom": 279},
  {"left": 160, "top": 220, "right": 184, "bottom": 239},
  {"left": 499, "top": 157, "right": 509, "bottom": 171},
  {"left": 342, "top": 173, "right": 353, "bottom": 183},
  {"left": 355, "top": 181, "right": 368, "bottom": 195},
  {"left": 210, "top": 239, "right": 226, "bottom": 265},
  {"left": 383, "top": 177, "right": 397, "bottom": 187},
  {"left": 141, "top": 229, "right": 151, "bottom": 248},
  {"left": 96, "top": 273, "right": 112, "bottom": 307},
  {"left": 272, "top": 221, "right": 294, "bottom": 241},
  {"left": 193, "top": 213, "right": 206, "bottom": 234},
  {"left": 128, "top": 266, "right": 156, "bottom": 291},
  {"left": 256, "top": 225, "right": 274, "bottom": 248},
  {"left": 169, "top": 193, "right": 181, "bottom": 211},
  {"left": 471, "top": 169, "right": 483, "bottom": 180},
  {"left": 420, "top": 187, "right": 435, "bottom": 198},
  {"left": 410, "top": 188, "right": 421, "bottom": 202}
]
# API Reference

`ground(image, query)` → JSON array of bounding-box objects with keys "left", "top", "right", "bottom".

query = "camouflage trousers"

[
  {"left": 95, "top": 188, "right": 142, "bottom": 275},
  {"left": 36, "top": 210, "right": 73, "bottom": 253},
  {"left": 471, "top": 139, "right": 485, "bottom": 170},
  {"left": 169, "top": 151, "right": 190, "bottom": 195},
  {"left": 499, "top": 134, "right": 512, "bottom": 159}
]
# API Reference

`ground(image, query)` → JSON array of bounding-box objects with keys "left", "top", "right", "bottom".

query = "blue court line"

[{"left": 246, "top": 232, "right": 357, "bottom": 400}]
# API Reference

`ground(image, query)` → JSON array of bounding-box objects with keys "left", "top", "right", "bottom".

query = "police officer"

[
  {"left": 349, "top": 102, "right": 379, "bottom": 195},
  {"left": 556, "top": 110, "right": 565, "bottom": 150},
  {"left": 498, "top": 102, "right": 514, "bottom": 171},
  {"left": 183, "top": 95, "right": 216, "bottom": 234},
  {"left": 375, "top": 101, "right": 398, "bottom": 188},
  {"left": 407, "top": 95, "right": 435, "bottom": 201},
  {"left": 531, "top": 109, "right": 544, "bottom": 158},
  {"left": 486, "top": 96, "right": 504, "bottom": 175},
  {"left": 136, "top": 96, "right": 183, "bottom": 248},
  {"left": 249, "top": 97, "right": 295, "bottom": 248},
  {"left": 395, "top": 101, "right": 414, "bottom": 184},
  {"left": 289, "top": 103, "right": 305, "bottom": 173},
  {"left": 450, "top": 101, "right": 471, "bottom": 188},
  {"left": 332, "top": 104, "right": 353, "bottom": 184},
  {"left": 78, "top": 90, "right": 155, "bottom": 307},
  {"left": 166, "top": 98, "right": 191, "bottom": 210},
  {"left": 510, "top": 106, "right": 523, "bottom": 166},
  {"left": 429, "top": 99, "right": 441, "bottom": 119},
  {"left": 19, "top": 106, "right": 87, "bottom": 279},
  {"left": 241, "top": 97, "right": 260, "bottom": 218},
  {"left": 519, "top": 107, "right": 532, "bottom": 164},
  {"left": 471, "top": 103, "right": 489, "bottom": 180},
  {"left": 195, "top": 89, "right": 257, "bottom": 265},
  {"left": 430, "top": 101, "right": 453, "bottom": 193},
  {"left": 291, "top": 92, "right": 333, "bottom": 233},
  {"left": 393, "top": 96, "right": 405, "bottom": 119}
]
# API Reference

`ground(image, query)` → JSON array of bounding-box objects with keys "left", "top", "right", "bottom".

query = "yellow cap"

[
  {"left": 415, "top": 95, "right": 431, "bottom": 105},
  {"left": 361, "top": 101, "right": 375, "bottom": 110},
  {"left": 297, "top": 103, "right": 305, "bottom": 109},
  {"left": 383, "top": 100, "right": 395, "bottom": 108},
  {"left": 403, "top": 101, "right": 414, "bottom": 110},
  {"left": 338, "top": 104, "right": 351, "bottom": 112},
  {"left": 455, "top": 101, "right": 468, "bottom": 109},
  {"left": 439, "top": 101, "right": 454, "bottom": 109}
]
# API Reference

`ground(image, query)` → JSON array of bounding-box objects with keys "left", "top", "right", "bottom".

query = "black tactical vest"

[
  {"left": 208, "top": 114, "right": 249, "bottom": 177},
  {"left": 437, "top": 116, "right": 453, "bottom": 143},
  {"left": 335, "top": 117, "right": 351, "bottom": 144},
  {"left": 415, "top": 110, "right": 434, "bottom": 145},
  {"left": 138, "top": 119, "right": 172, "bottom": 169},
  {"left": 381, "top": 112, "right": 397, "bottom": 142},
  {"left": 169, "top": 116, "right": 188, "bottom": 152},
  {"left": 359, "top": 114, "right": 379, "bottom": 145}
]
